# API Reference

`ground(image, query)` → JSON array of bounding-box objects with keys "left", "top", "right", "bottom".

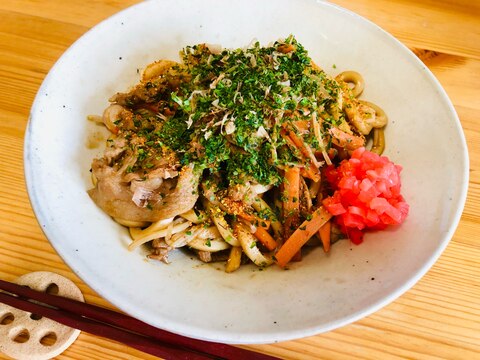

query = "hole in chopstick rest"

[
  {"left": 0, "top": 313, "right": 14, "bottom": 325},
  {"left": 13, "top": 329, "right": 30, "bottom": 343},
  {"left": 30, "top": 313, "right": 43, "bottom": 321},
  {"left": 45, "top": 283, "right": 59, "bottom": 295},
  {"left": 40, "top": 332, "right": 57, "bottom": 346}
]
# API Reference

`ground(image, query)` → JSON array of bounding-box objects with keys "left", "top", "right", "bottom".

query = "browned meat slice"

[
  {"left": 103, "top": 137, "right": 127, "bottom": 164},
  {"left": 109, "top": 62, "right": 190, "bottom": 106},
  {"left": 197, "top": 250, "right": 212, "bottom": 263},
  {"left": 88, "top": 162, "right": 200, "bottom": 222},
  {"left": 148, "top": 239, "right": 172, "bottom": 264}
]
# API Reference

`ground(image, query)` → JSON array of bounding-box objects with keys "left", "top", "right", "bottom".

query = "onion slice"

[
  {"left": 206, "top": 203, "right": 240, "bottom": 246},
  {"left": 128, "top": 221, "right": 191, "bottom": 251},
  {"left": 234, "top": 222, "right": 273, "bottom": 267}
]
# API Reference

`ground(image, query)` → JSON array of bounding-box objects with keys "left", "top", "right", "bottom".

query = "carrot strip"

[
  {"left": 253, "top": 227, "right": 278, "bottom": 251},
  {"left": 283, "top": 167, "right": 301, "bottom": 259},
  {"left": 280, "top": 126, "right": 322, "bottom": 182},
  {"left": 280, "top": 130, "right": 303, "bottom": 159},
  {"left": 286, "top": 128, "right": 321, "bottom": 168},
  {"left": 284, "top": 167, "right": 300, "bottom": 203},
  {"left": 318, "top": 220, "right": 331, "bottom": 253},
  {"left": 292, "top": 120, "right": 309, "bottom": 132},
  {"left": 280, "top": 129, "right": 320, "bottom": 184},
  {"left": 275, "top": 206, "right": 332, "bottom": 267},
  {"left": 238, "top": 212, "right": 271, "bottom": 229},
  {"left": 283, "top": 167, "right": 301, "bottom": 238},
  {"left": 300, "top": 165, "right": 321, "bottom": 182}
]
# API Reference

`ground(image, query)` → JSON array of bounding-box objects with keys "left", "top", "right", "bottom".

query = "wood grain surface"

[{"left": 0, "top": 1, "right": 479, "bottom": 359}]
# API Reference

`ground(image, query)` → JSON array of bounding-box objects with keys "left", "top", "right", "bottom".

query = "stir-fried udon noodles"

[{"left": 88, "top": 36, "right": 392, "bottom": 272}]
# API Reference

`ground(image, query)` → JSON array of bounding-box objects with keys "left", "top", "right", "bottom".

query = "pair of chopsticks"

[{"left": 0, "top": 279, "right": 279, "bottom": 360}]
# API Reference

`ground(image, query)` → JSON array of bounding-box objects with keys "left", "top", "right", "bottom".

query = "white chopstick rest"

[{"left": 0, "top": 271, "right": 84, "bottom": 360}]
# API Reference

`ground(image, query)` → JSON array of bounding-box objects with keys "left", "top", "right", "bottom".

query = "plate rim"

[{"left": 23, "top": 0, "right": 469, "bottom": 344}]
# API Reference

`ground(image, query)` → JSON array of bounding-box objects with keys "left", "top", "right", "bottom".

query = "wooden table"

[{"left": 1, "top": 1, "right": 479, "bottom": 359}]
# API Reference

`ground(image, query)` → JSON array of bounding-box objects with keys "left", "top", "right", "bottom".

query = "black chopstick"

[{"left": 0, "top": 280, "right": 279, "bottom": 360}]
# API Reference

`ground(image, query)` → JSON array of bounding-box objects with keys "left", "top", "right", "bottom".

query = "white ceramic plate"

[{"left": 24, "top": 0, "right": 468, "bottom": 344}]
